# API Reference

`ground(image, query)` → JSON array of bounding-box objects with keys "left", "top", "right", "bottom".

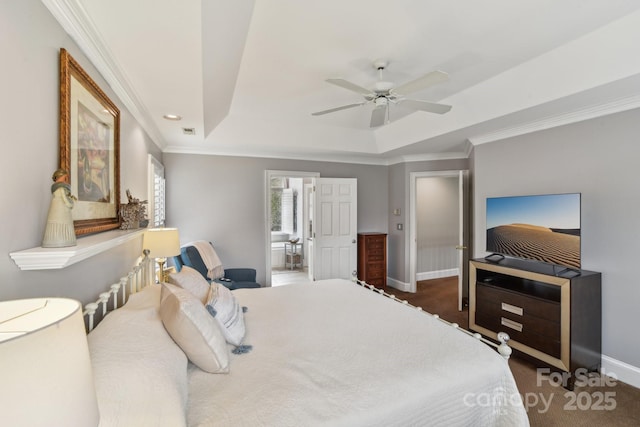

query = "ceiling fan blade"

[
  {"left": 398, "top": 99, "right": 452, "bottom": 114},
  {"left": 311, "top": 102, "right": 366, "bottom": 116},
  {"left": 370, "top": 105, "right": 388, "bottom": 127},
  {"left": 326, "top": 79, "right": 374, "bottom": 97},
  {"left": 392, "top": 70, "right": 449, "bottom": 96}
]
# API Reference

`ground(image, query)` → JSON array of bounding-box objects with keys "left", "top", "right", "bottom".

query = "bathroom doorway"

[{"left": 265, "top": 170, "right": 318, "bottom": 287}]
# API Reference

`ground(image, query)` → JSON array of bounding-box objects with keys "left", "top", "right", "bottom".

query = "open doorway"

[
  {"left": 265, "top": 171, "right": 318, "bottom": 287},
  {"left": 409, "top": 170, "right": 469, "bottom": 314}
]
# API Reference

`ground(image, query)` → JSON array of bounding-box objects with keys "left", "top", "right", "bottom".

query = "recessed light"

[{"left": 163, "top": 114, "right": 182, "bottom": 121}]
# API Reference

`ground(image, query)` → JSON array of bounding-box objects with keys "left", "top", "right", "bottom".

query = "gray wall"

[
  {"left": 388, "top": 158, "right": 470, "bottom": 283},
  {"left": 0, "top": 0, "right": 162, "bottom": 304},
  {"left": 473, "top": 108, "right": 640, "bottom": 369},
  {"left": 416, "top": 176, "right": 459, "bottom": 274},
  {"left": 163, "top": 154, "right": 389, "bottom": 285}
]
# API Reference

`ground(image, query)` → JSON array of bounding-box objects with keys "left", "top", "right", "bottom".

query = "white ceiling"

[{"left": 45, "top": 0, "right": 640, "bottom": 164}]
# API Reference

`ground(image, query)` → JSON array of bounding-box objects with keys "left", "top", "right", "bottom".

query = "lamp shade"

[
  {"left": 0, "top": 298, "right": 99, "bottom": 426},
  {"left": 143, "top": 227, "right": 181, "bottom": 258}
]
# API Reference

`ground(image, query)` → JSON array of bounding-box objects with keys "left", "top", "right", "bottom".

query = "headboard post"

[{"left": 83, "top": 252, "right": 154, "bottom": 333}]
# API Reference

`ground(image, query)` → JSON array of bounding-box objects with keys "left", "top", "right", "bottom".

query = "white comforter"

[
  {"left": 188, "top": 280, "right": 529, "bottom": 426},
  {"left": 88, "top": 285, "right": 189, "bottom": 427}
]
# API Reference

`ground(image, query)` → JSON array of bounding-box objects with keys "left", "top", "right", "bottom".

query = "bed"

[{"left": 86, "top": 259, "right": 529, "bottom": 427}]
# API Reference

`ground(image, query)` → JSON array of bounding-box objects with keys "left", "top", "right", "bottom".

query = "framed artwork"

[{"left": 59, "top": 48, "right": 120, "bottom": 235}]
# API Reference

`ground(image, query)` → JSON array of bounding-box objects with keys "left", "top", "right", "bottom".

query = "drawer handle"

[
  {"left": 501, "top": 317, "right": 523, "bottom": 332},
  {"left": 501, "top": 302, "right": 523, "bottom": 316}
]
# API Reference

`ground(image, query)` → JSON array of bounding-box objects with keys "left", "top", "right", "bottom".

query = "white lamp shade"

[
  {"left": 143, "top": 228, "right": 180, "bottom": 258},
  {"left": 0, "top": 298, "right": 99, "bottom": 426}
]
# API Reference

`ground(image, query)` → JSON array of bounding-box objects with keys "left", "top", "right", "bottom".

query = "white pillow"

[
  {"left": 168, "top": 265, "right": 210, "bottom": 303},
  {"left": 160, "top": 283, "right": 229, "bottom": 373},
  {"left": 88, "top": 284, "right": 189, "bottom": 427},
  {"left": 205, "top": 282, "right": 246, "bottom": 347}
]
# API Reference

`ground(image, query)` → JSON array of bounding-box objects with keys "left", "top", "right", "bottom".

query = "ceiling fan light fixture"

[
  {"left": 374, "top": 97, "right": 388, "bottom": 107},
  {"left": 312, "top": 60, "right": 451, "bottom": 128}
]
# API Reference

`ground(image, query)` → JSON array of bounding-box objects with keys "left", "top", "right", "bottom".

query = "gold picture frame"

[{"left": 59, "top": 48, "right": 120, "bottom": 235}]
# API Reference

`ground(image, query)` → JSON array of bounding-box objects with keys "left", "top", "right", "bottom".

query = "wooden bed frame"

[{"left": 83, "top": 255, "right": 513, "bottom": 359}]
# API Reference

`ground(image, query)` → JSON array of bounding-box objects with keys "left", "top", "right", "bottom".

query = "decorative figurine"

[
  {"left": 119, "top": 189, "right": 148, "bottom": 230},
  {"left": 42, "top": 168, "right": 77, "bottom": 247}
]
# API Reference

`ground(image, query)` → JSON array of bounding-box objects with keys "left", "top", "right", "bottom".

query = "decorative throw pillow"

[
  {"left": 205, "top": 283, "right": 246, "bottom": 347},
  {"left": 159, "top": 283, "right": 229, "bottom": 373},
  {"left": 168, "top": 265, "right": 210, "bottom": 303}
]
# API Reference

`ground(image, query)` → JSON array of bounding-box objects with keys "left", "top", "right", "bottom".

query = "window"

[
  {"left": 148, "top": 155, "right": 165, "bottom": 227},
  {"left": 270, "top": 177, "right": 284, "bottom": 231},
  {"left": 270, "top": 177, "right": 298, "bottom": 233}
]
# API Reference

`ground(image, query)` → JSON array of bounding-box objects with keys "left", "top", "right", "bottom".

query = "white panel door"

[{"left": 311, "top": 178, "right": 357, "bottom": 281}]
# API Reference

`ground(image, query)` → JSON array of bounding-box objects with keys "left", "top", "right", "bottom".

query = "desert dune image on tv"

[{"left": 486, "top": 193, "right": 581, "bottom": 269}]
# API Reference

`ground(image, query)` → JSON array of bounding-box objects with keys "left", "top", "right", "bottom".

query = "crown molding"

[
  {"left": 163, "top": 143, "right": 472, "bottom": 166},
  {"left": 163, "top": 145, "right": 392, "bottom": 165},
  {"left": 469, "top": 93, "right": 640, "bottom": 145},
  {"left": 386, "top": 150, "right": 470, "bottom": 165},
  {"left": 41, "top": 0, "right": 166, "bottom": 149}
]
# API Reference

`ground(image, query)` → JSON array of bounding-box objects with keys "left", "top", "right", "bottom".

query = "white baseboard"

[
  {"left": 387, "top": 277, "right": 410, "bottom": 292},
  {"left": 386, "top": 269, "right": 459, "bottom": 292},
  {"left": 416, "top": 268, "right": 459, "bottom": 282},
  {"left": 601, "top": 354, "right": 640, "bottom": 389}
]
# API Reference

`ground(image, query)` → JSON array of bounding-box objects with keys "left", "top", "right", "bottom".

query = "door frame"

[
  {"left": 409, "top": 170, "right": 469, "bottom": 309},
  {"left": 264, "top": 170, "right": 319, "bottom": 287}
]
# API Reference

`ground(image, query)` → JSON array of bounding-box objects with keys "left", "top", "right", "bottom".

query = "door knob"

[{"left": 455, "top": 245, "right": 467, "bottom": 250}]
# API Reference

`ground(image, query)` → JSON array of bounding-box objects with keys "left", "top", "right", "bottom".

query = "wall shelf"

[{"left": 10, "top": 229, "right": 145, "bottom": 270}]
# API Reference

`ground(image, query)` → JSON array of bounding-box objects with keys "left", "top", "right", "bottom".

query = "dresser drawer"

[
  {"left": 475, "top": 282, "right": 561, "bottom": 357},
  {"left": 476, "top": 283, "right": 560, "bottom": 323},
  {"left": 476, "top": 302, "right": 560, "bottom": 339},
  {"left": 475, "top": 312, "right": 561, "bottom": 358},
  {"left": 365, "top": 278, "right": 385, "bottom": 288},
  {"left": 365, "top": 248, "right": 385, "bottom": 261},
  {"left": 365, "top": 263, "right": 385, "bottom": 279},
  {"left": 365, "top": 235, "right": 385, "bottom": 245}
]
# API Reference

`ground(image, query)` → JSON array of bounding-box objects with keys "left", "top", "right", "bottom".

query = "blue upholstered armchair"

[{"left": 173, "top": 242, "right": 261, "bottom": 290}]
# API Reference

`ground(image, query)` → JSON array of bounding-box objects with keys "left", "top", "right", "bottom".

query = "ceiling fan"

[{"left": 312, "top": 60, "right": 452, "bottom": 128}]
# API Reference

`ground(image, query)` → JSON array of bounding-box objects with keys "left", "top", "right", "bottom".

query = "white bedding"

[
  {"left": 88, "top": 285, "right": 189, "bottom": 427},
  {"left": 187, "top": 279, "right": 529, "bottom": 426}
]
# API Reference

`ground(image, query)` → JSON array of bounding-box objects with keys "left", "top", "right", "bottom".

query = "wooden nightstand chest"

[{"left": 357, "top": 233, "right": 387, "bottom": 290}]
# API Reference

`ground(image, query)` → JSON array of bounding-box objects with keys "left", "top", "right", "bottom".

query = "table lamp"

[
  {"left": 143, "top": 227, "right": 180, "bottom": 282},
  {"left": 0, "top": 298, "right": 99, "bottom": 426}
]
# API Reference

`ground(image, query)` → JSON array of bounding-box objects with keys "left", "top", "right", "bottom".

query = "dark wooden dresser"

[
  {"left": 357, "top": 233, "right": 387, "bottom": 290},
  {"left": 470, "top": 257, "right": 601, "bottom": 389}
]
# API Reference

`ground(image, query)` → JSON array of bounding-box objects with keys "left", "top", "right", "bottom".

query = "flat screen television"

[{"left": 486, "top": 193, "right": 581, "bottom": 270}]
